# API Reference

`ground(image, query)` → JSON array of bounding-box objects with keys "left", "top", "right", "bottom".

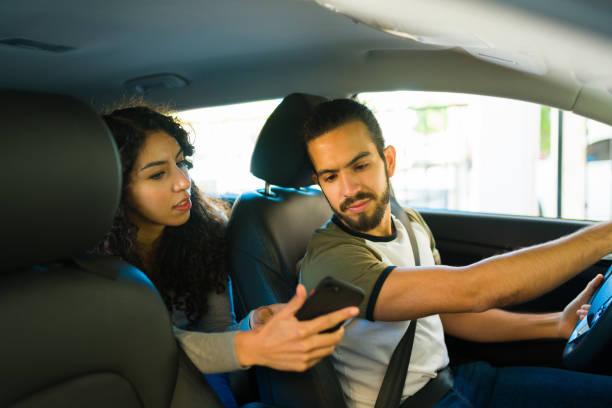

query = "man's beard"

[{"left": 332, "top": 181, "right": 391, "bottom": 233}]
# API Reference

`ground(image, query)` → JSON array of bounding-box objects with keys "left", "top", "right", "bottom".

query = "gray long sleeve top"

[{"left": 173, "top": 278, "right": 252, "bottom": 374}]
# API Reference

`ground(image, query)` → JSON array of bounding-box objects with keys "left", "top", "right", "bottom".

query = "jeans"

[{"left": 435, "top": 362, "right": 612, "bottom": 408}]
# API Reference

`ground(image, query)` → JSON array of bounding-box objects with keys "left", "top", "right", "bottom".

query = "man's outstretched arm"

[
  {"left": 374, "top": 221, "right": 612, "bottom": 321},
  {"left": 438, "top": 273, "right": 603, "bottom": 342}
]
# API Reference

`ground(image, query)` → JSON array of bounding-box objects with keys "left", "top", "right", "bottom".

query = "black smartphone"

[{"left": 296, "top": 276, "right": 365, "bottom": 333}]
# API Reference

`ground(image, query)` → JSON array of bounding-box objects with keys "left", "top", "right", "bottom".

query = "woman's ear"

[{"left": 383, "top": 145, "right": 396, "bottom": 178}]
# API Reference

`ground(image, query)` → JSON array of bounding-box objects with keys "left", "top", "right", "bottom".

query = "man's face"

[{"left": 307, "top": 120, "right": 396, "bottom": 236}]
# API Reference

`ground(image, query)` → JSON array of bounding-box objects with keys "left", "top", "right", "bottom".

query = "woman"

[{"left": 95, "top": 105, "right": 357, "bottom": 406}]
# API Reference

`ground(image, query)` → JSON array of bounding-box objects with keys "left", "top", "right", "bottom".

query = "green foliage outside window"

[
  {"left": 540, "top": 106, "right": 551, "bottom": 158},
  {"left": 413, "top": 106, "right": 448, "bottom": 135}
]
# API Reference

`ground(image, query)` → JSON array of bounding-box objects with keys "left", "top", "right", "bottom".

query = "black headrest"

[
  {"left": 0, "top": 91, "right": 121, "bottom": 271},
  {"left": 250, "top": 93, "right": 328, "bottom": 187}
]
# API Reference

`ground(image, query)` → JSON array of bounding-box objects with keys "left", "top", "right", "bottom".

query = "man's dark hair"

[{"left": 303, "top": 98, "right": 385, "bottom": 159}]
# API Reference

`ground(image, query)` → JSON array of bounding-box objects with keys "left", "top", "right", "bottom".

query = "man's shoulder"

[
  {"left": 306, "top": 217, "right": 369, "bottom": 256},
  {"left": 301, "top": 218, "right": 384, "bottom": 286}
]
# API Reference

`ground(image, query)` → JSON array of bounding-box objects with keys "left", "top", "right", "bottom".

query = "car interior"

[{"left": 1, "top": 1, "right": 612, "bottom": 407}]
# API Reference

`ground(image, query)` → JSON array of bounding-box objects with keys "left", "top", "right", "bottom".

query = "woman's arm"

[
  {"left": 233, "top": 285, "right": 357, "bottom": 371},
  {"left": 174, "top": 328, "right": 246, "bottom": 373},
  {"left": 175, "top": 285, "right": 358, "bottom": 373},
  {"left": 198, "top": 276, "right": 252, "bottom": 332}
]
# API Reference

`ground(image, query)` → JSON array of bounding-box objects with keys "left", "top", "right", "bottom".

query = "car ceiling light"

[{"left": 123, "top": 73, "right": 189, "bottom": 94}]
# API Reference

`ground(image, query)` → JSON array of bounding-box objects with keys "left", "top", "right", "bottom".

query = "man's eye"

[
  {"left": 178, "top": 159, "right": 193, "bottom": 169},
  {"left": 150, "top": 171, "right": 165, "bottom": 180},
  {"left": 325, "top": 174, "right": 337, "bottom": 183},
  {"left": 355, "top": 163, "right": 369, "bottom": 171}
]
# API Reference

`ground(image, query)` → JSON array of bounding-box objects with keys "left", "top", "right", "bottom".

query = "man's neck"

[{"left": 362, "top": 208, "right": 393, "bottom": 237}]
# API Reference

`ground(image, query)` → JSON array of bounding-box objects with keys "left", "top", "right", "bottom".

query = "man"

[{"left": 300, "top": 98, "right": 611, "bottom": 408}]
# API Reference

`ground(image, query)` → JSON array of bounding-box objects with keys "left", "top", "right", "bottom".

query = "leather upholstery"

[
  {"left": 0, "top": 91, "right": 121, "bottom": 272},
  {"left": 228, "top": 187, "right": 332, "bottom": 319},
  {"left": 250, "top": 93, "right": 328, "bottom": 188},
  {"left": 228, "top": 93, "right": 346, "bottom": 407},
  {"left": 1, "top": 257, "right": 178, "bottom": 408},
  {"left": 0, "top": 91, "right": 223, "bottom": 408}
]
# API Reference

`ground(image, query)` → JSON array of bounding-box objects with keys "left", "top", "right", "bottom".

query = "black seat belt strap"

[
  {"left": 374, "top": 319, "right": 417, "bottom": 408},
  {"left": 374, "top": 215, "right": 420, "bottom": 408}
]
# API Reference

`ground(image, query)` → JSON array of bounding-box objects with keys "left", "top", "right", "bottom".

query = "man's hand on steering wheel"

[{"left": 558, "top": 274, "right": 604, "bottom": 339}]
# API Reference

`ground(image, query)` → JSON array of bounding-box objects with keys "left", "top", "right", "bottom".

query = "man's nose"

[{"left": 340, "top": 173, "right": 359, "bottom": 197}]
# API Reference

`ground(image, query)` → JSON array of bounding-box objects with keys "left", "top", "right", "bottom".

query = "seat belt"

[
  {"left": 374, "top": 215, "right": 421, "bottom": 408},
  {"left": 374, "top": 213, "right": 454, "bottom": 408}
]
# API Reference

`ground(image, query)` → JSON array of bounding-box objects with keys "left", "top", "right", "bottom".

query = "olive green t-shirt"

[
  {"left": 299, "top": 214, "right": 449, "bottom": 408},
  {"left": 300, "top": 216, "right": 397, "bottom": 320}
]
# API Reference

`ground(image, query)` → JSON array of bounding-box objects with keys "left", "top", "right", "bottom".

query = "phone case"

[{"left": 296, "top": 276, "right": 365, "bottom": 333}]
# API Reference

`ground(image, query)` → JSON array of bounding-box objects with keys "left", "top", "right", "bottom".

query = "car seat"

[
  {"left": 227, "top": 93, "right": 417, "bottom": 407},
  {"left": 0, "top": 91, "right": 225, "bottom": 408}
]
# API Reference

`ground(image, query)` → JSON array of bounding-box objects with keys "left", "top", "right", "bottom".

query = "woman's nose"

[{"left": 173, "top": 167, "right": 191, "bottom": 192}]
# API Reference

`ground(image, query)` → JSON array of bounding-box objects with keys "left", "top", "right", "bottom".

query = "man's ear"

[
  {"left": 383, "top": 145, "right": 396, "bottom": 178},
  {"left": 312, "top": 173, "right": 318, "bottom": 185}
]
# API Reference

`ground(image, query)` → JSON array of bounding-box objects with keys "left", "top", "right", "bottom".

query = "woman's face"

[{"left": 126, "top": 130, "right": 192, "bottom": 232}]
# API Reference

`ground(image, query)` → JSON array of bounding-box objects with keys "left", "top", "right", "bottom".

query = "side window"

[
  {"left": 177, "top": 98, "right": 281, "bottom": 197},
  {"left": 357, "top": 91, "right": 612, "bottom": 221}
]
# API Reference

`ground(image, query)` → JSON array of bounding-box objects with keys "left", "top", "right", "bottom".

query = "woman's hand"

[
  {"left": 558, "top": 274, "right": 603, "bottom": 338},
  {"left": 234, "top": 284, "right": 358, "bottom": 371},
  {"left": 250, "top": 303, "right": 286, "bottom": 330}
]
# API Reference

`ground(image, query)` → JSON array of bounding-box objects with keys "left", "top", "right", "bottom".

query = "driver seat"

[{"left": 227, "top": 93, "right": 420, "bottom": 407}]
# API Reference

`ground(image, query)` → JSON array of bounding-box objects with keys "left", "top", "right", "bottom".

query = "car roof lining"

[
  {"left": 1, "top": 0, "right": 611, "bottom": 125},
  {"left": 123, "top": 48, "right": 608, "bottom": 124}
]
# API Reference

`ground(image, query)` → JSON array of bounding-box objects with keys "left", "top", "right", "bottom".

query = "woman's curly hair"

[{"left": 95, "top": 105, "right": 228, "bottom": 327}]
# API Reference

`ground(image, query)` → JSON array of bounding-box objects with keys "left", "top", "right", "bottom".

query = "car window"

[
  {"left": 357, "top": 91, "right": 612, "bottom": 221},
  {"left": 177, "top": 98, "right": 281, "bottom": 197}
]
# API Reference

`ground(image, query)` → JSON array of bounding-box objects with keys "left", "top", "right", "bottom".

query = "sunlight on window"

[
  {"left": 176, "top": 91, "right": 612, "bottom": 221},
  {"left": 177, "top": 99, "right": 281, "bottom": 197},
  {"left": 358, "top": 91, "right": 612, "bottom": 220}
]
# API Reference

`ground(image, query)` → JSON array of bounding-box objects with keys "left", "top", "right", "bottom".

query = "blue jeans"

[{"left": 435, "top": 362, "right": 612, "bottom": 408}]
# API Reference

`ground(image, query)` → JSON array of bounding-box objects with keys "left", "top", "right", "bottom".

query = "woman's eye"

[
  {"left": 178, "top": 159, "right": 193, "bottom": 169},
  {"left": 149, "top": 171, "right": 165, "bottom": 180}
]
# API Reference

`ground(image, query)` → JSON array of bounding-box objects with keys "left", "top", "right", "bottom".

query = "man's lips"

[
  {"left": 340, "top": 192, "right": 377, "bottom": 212},
  {"left": 347, "top": 199, "right": 370, "bottom": 213}
]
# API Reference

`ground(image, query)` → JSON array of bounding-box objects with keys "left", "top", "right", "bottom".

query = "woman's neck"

[{"left": 135, "top": 225, "right": 164, "bottom": 276}]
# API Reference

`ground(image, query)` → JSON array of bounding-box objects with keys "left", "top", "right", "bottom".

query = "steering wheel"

[{"left": 563, "top": 266, "right": 612, "bottom": 373}]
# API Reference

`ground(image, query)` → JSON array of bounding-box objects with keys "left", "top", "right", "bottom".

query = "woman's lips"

[{"left": 173, "top": 198, "right": 192, "bottom": 211}]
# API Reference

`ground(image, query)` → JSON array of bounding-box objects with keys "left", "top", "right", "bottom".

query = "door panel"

[{"left": 417, "top": 208, "right": 610, "bottom": 369}]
